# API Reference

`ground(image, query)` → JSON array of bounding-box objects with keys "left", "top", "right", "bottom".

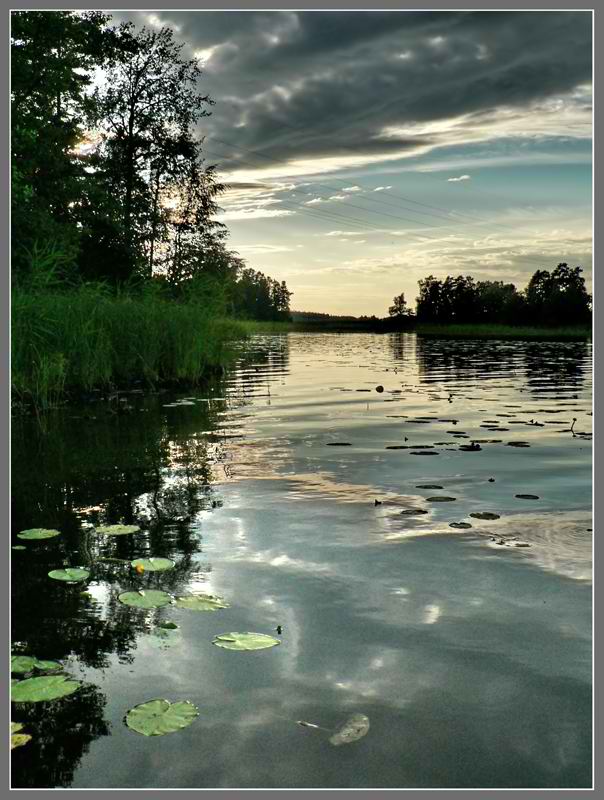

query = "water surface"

[{"left": 11, "top": 333, "right": 592, "bottom": 788}]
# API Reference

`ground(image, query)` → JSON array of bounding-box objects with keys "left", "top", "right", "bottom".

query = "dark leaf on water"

[{"left": 329, "top": 713, "right": 370, "bottom": 746}]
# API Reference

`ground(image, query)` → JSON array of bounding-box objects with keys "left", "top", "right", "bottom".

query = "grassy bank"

[
  {"left": 12, "top": 286, "right": 248, "bottom": 410},
  {"left": 414, "top": 323, "right": 592, "bottom": 340},
  {"left": 242, "top": 320, "right": 592, "bottom": 340}
]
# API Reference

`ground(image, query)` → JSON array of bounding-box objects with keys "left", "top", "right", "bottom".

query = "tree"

[
  {"left": 389, "top": 292, "right": 408, "bottom": 318},
  {"left": 11, "top": 10, "right": 114, "bottom": 278},
  {"left": 91, "top": 23, "right": 213, "bottom": 282},
  {"left": 525, "top": 264, "right": 591, "bottom": 326}
]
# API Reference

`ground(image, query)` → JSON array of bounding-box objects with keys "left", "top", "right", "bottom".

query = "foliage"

[
  {"left": 125, "top": 699, "right": 199, "bottom": 736},
  {"left": 412, "top": 265, "right": 590, "bottom": 328}
]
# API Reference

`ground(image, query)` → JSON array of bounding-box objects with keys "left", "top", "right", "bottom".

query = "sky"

[{"left": 113, "top": 10, "right": 592, "bottom": 316}]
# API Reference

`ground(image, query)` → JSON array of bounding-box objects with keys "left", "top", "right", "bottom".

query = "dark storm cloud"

[{"left": 112, "top": 10, "right": 592, "bottom": 168}]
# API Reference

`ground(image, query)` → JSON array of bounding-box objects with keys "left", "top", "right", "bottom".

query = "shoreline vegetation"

[{"left": 244, "top": 319, "right": 592, "bottom": 339}]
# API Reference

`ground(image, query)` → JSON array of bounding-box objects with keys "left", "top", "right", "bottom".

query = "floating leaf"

[
  {"left": 212, "top": 632, "right": 281, "bottom": 651},
  {"left": 12, "top": 546, "right": 26, "bottom": 551},
  {"left": 515, "top": 494, "right": 540, "bottom": 500},
  {"left": 34, "top": 660, "right": 62, "bottom": 672},
  {"left": 175, "top": 595, "right": 229, "bottom": 612},
  {"left": 11, "top": 723, "right": 32, "bottom": 750},
  {"left": 416, "top": 484, "right": 443, "bottom": 489},
  {"left": 95, "top": 524, "right": 140, "bottom": 536},
  {"left": 11, "top": 675, "right": 81, "bottom": 703},
  {"left": 125, "top": 699, "right": 199, "bottom": 736},
  {"left": 118, "top": 590, "right": 172, "bottom": 609},
  {"left": 48, "top": 568, "right": 90, "bottom": 582},
  {"left": 449, "top": 522, "right": 472, "bottom": 529},
  {"left": 130, "top": 557, "right": 175, "bottom": 572},
  {"left": 506, "top": 441, "right": 530, "bottom": 448},
  {"left": 326, "top": 442, "right": 352, "bottom": 447},
  {"left": 426, "top": 496, "right": 457, "bottom": 502},
  {"left": 11, "top": 656, "right": 37, "bottom": 674},
  {"left": 469, "top": 512, "right": 501, "bottom": 520},
  {"left": 329, "top": 713, "right": 370, "bottom": 746},
  {"left": 158, "top": 621, "right": 179, "bottom": 630},
  {"left": 17, "top": 528, "right": 60, "bottom": 541},
  {"left": 400, "top": 509, "right": 428, "bottom": 516},
  {"left": 11, "top": 655, "right": 62, "bottom": 673},
  {"left": 410, "top": 451, "right": 438, "bottom": 456}
]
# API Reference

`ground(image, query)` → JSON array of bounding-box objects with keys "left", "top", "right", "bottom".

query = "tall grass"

[{"left": 12, "top": 285, "right": 248, "bottom": 410}]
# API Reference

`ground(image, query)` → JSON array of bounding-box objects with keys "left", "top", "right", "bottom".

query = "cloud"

[
  {"left": 114, "top": 11, "right": 592, "bottom": 179},
  {"left": 447, "top": 174, "right": 471, "bottom": 182},
  {"left": 373, "top": 186, "right": 393, "bottom": 192},
  {"left": 343, "top": 185, "right": 362, "bottom": 192}
]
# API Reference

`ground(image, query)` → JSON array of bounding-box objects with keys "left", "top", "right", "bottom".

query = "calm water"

[{"left": 11, "top": 333, "right": 592, "bottom": 789}]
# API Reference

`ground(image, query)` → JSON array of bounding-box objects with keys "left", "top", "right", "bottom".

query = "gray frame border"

[{"left": 2, "top": 3, "right": 598, "bottom": 798}]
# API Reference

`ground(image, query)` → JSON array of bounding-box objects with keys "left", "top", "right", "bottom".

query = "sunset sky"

[{"left": 114, "top": 10, "right": 592, "bottom": 316}]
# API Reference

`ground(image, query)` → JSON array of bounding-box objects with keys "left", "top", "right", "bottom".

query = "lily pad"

[
  {"left": 426, "top": 496, "right": 457, "bottom": 502},
  {"left": 326, "top": 442, "right": 352, "bottom": 446},
  {"left": 416, "top": 484, "right": 443, "bottom": 489},
  {"left": 130, "top": 557, "right": 175, "bottom": 572},
  {"left": 34, "top": 660, "right": 62, "bottom": 672},
  {"left": 11, "top": 675, "right": 81, "bottom": 703},
  {"left": 125, "top": 699, "right": 199, "bottom": 736},
  {"left": 11, "top": 656, "right": 37, "bottom": 673},
  {"left": 400, "top": 509, "right": 428, "bottom": 516},
  {"left": 95, "top": 524, "right": 140, "bottom": 536},
  {"left": 11, "top": 655, "right": 62, "bottom": 673},
  {"left": 48, "top": 568, "right": 90, "bottom": 582},
  {"left": 158, "top": 621, "right": 179, "bottom": 630},
  {"left": 12, "top": 545, "right": 27, "bottom": 550},
  {"left": 11, "top": 723, "right": 32, "bottom": 750},
  {"left": 329, "top": 713, "right": 370, "bottom": 746},
  {"left": 449, "top": 522, "right": 473, "bottom": 529},
  {"left": 175, "top": 594, "right": 229, "bottom": 611},
  {"left": 506, "top": 441, "right": 530, "bottom": 448},
  {"left": 118, "top": 590, "right": 172, "bottom": 609},
  {"left": 469, "top": 512, "right": 501, "bottom": 520},
  {"left": 410, "top": 451, "right": 438, "bottom": 456},
  {"left": 212, "top": 632, "right": 281, "bottom": 651},
  {"left": 17, "top": 528, "right": 60, "bottom": 541},
  {"left": 515, "top": 494, "right": 540, "bottom": 500}
]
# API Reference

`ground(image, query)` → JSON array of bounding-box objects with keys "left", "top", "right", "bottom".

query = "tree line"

[
  {"left": 11, "top": 11, "right": 292, "bottom": 321},
  {"left": 389, "top": 264, "right": 591, "bottom": 327}
]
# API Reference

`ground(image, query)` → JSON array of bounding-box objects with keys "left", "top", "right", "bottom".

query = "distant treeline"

[
  {"left": 412, "top": 266, "right": 591, "bottom": 327},
  {"left": 11, "top": 11, "right": 292, "bottom": 322}
]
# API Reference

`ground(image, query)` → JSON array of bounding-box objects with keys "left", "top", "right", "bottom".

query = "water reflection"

[{"left": 11, "top": 333, "right": 591, "bottom": 789}]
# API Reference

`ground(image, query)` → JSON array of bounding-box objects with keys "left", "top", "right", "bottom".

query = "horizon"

[{"left": 110, "top": 10, "right": 591, "bottom": 315}]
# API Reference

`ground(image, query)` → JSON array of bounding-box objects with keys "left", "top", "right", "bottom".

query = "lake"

[{"left": 11, "top": 332, "right": 593, "bottom": 789}]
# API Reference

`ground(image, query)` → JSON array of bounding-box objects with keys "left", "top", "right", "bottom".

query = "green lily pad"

[
  {"left": 95, "top": 524, "right": 140, "bottom": 536},
  {"left": 416, "top": 484, "right": 443, "bottom": 489},
  {"left": 48, "top": 568, "right": 90, "bottom": 582},
  {"left": 125, "top": 699, "right": 199, "bottom": 736},
  {"left": 212, "top": 632, "right": 281, "bottom": 651},
  {"left": 515, "top": 494, "right": 540, "bottom": 500},
  {"left": 426, "top": 496, "right": 457, "bottom": 502},
  {"left": 34, "top": 660, "right": 62, "bottom": 672},
  {"left": 158, "top": 621, "right": 179, "bottom": 630},
  {"left": 469, "top": 512, "right": 501, "bottom": 520},
  {"left": 11, "top": 675, "right": 81, "bottom": 703},
  {"left": 118, "top": 590, "right": 172, "bottom": 609},
  {"left": 400, "top": 509, "right": 428, "bottom": 516},
  {"left": 449, "top": 522, "right": 473, "bottom": 529},
  {"left": 12, "top": 546, "right": 26, "bottom": 551},
  {"left": 11, "top": 655, "right": 37, "bottom": 673},
  {"left": 175, "top": 595, "right": 230, "bottom": 612},
  {"left": 131, "top": 557, "right": 175, "bottom": 572},
  {"left": 11, "top": 723, "right": 32, "bottom": 750},
  {"left": 329, "top": 713, "right": 370, "bottom": 746},
  {"left": 11, "top": 655, "right": 62, "bottom": 673},
  {"left": 17, "top": 528, "right": 60, "bottom": 540}
]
